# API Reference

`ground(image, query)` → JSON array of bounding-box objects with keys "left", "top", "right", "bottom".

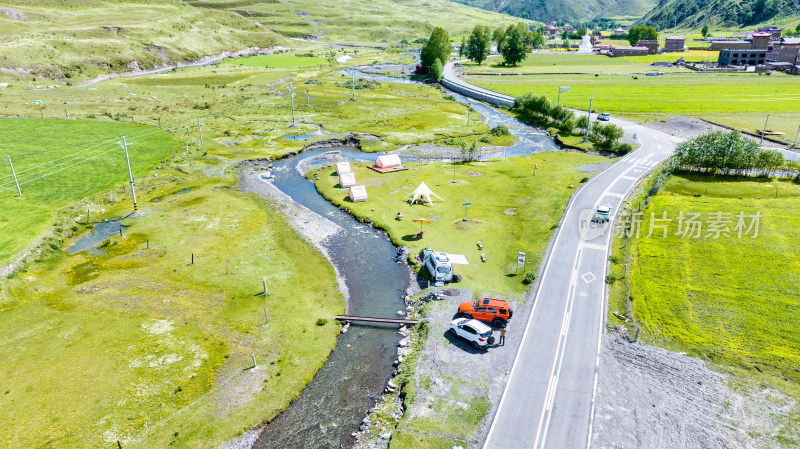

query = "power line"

[{"left": 1, "top": 85, "right": 286, "bottom": 195}]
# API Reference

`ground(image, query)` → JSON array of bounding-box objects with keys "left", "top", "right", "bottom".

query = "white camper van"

[{"left": 419, "top": 248, "right": 453, "bottom": 283}]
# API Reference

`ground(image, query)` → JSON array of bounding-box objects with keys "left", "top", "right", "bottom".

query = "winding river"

[{"left": 251, "top": 70, "right": 560, "bottom": 448}]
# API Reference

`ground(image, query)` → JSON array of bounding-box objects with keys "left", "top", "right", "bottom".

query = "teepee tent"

[
  {"left": 409, "top": 182, "right": 444, "bottom": 206},
  {"left": 349, "top": 185, "right": 368, "bottom": 202},
  {"left": 336, "top": 162, "right": 352, "bottom": 174},
  {"left": 339, "top": 172, "right": 356, "bottom": 187}
]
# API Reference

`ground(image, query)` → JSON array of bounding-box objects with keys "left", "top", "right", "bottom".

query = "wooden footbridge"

[{"left": 335, "top": 315, "right": 420, "bottom": 325}]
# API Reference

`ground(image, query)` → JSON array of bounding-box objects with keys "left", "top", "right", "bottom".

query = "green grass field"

[
  {"left": 606, "top": 173, "right": 800, "bottom": 443},
  {"left": 225, "top": 53, "right": 327, "bottom": 69},
  {"left": 463, "top": 51, "right": 719, "bottom": 74},
  {"left": 1, "top": 160, "right": 344, "bottom": 448},
  {"left": 312, "top": 152, "right": 607, "bottom": 295},
  {"left": 0, "top": 118, "right": 179, "bottom": 264},
  {"left": 465, "top": 64, "right": 800, "bottom": 144}
]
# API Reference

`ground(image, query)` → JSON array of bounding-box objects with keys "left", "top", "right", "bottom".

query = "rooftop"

[{"left": 666, "top": 36, "right": 685, "bottom": 40}]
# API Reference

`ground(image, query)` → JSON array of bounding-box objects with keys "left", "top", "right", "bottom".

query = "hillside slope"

[
  {"left": 187, "top": 0, "right": 528, "bottom": 43},
  {"left": 450, "top": 0, "right": 656, "bottom": 23},
  {"left": 0, "top": 0, "right": 285, "bottom": 81},
  {"left": 0, "top": 0, "right": 525, "bottom": 82},
  {"left": 639, "top": 0, "right": 800, "bottom": 29}
]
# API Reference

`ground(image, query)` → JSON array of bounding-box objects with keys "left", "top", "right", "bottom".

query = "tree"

[
  {"left": 528, "top": 31, "right": 545, "bottom": 50},
  {"left": 627, "top": 25, "right": 658, "bottom": 45},
  {"left": 421, "top": 27, "right": 451, "bottom": 70},
  {"left": 796, "top": 23, "right": 800, "bottom": 34},
  {"left": 459, "top": 36, "right": 467, "bottom": 57},
  {"left": 598, "top": 123, "right": 624, "bottom": 146},
  {"left": 701, "top": 25, "right": 709, "bottom": 37},
  {"left": 431, "top": 58, "right": 444, "bottom": 80},
  {"left": 492, "top": 27, "right": 505, "bottom": 48},
  {"left": 501, "top": 24, "right": 527, "bottom": 66},
  {"left": 466, "top": 25, "right": 491, "bottom": 65}
]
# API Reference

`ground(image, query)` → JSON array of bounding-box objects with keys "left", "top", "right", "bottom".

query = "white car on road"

[
  {"left": 449, "top": 318, "right": 495, "bottom": 349},
  {"left": 597, "top": 112, "right": 611, "bottom": 121}
]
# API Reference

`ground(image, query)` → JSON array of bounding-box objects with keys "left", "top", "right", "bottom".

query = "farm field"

[
  {"left": 0, "top": 118, "right": 179, "bottom": 264},
  {"left": 462, "top": 51, "right": 719, "bottom": 74},
  {"left": 465, "top": 67, "right": 800, "bottom": 144},
  {"left": 607, "top": 173, "right": 800, "bottom": 443},
  {"left": 312, "top": 151, "right": 608, "bottom": 295}
]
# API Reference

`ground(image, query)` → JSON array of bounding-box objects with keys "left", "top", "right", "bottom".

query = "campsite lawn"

[
  {"left": 465, "top": 71, "right": 800, "bottom": 144},
  {"left": 0, "top": 118, "right": 179, "bottom": 265},
  {"left": 312, "top": 152, "right": 608, "bottom": 296},
  {"left": 0, "top": 175, "right": 344, "bottom": 448}
]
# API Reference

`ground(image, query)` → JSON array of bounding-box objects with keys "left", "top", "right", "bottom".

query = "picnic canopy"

[
  {"left": 374, "top": 154, "right": 402, "bottom": 169},
  {"left": 339, "top": 172, "right": 356, "bottom": 187},
  {"left": 409, "top": 182, "right": 444, "bottom": 206},
  {"left": 349, "top": 185, "right": 368, "bottom": 202},
  {"left": 336, "top": 162, "right": 352, "bottom": 174}
]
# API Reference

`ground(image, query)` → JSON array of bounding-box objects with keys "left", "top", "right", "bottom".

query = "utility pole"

[
  {"left": 7, "top": 155, "right": 21, "bottom": 196},
  {"left": 197, "top": 117, "right": 203, "bottom": 147},
  {"left": 306, "top": 89, "right": 310, "bottom": 111},
  {"left": 351, "top": 69, "right": 356, "bottom": 99},
  {"left": 760, "top": 114, "right": 769, "bottom": 145},
  {"left": 584, "top": 93, "right": 593, "bottom": 142},
  {"left": 794, "top": 123, "right": 800, "bottom": 148},
  {"left": 120, "top": 136, "right": 138, "bottom": 212},
  {"left": 467, "top": 106, "right": 471, "bottom": 126},
  {"left": 287, "top": 83, "right": 296, "bottom": 127}
]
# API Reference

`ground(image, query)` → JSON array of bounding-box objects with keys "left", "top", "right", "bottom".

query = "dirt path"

[
  {"left": 591, "top": 330, "right": 795, "bottom": 449},
  {"left": 76, "top": 46, "right": 289, "bottom": 87}
]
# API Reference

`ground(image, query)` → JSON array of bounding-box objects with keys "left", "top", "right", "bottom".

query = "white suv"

[{"left": 449, "top": 318, "right": 495, "bottom": 349}]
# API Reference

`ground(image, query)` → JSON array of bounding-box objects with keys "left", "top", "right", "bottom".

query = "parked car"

[
  {"left": 597, "top": 112, "right": 611, "bottom": 121},
  {"left": 458, "top": 298, "right": 513, "bottom": 327},
  {"left": 449, "top": 318, "right": 495, "bottom": 349},
  {"left": 592, "top": 204, "right": 613, "bottom": 222}
]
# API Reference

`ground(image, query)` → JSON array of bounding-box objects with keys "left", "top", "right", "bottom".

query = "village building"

[
  {"left": 756, "top": 26, "right": 784, "bottom": 40},
  {"left": 664, "top": 36, "right": 686, "bottom": 52},
  {"left": 766, "top": 37, "right": 800, "bottom": 70},
  {"left": 637, "top": 40, "right": 659, "bottom": 54},
  {"left": 609, "top": 46, "right": 649, "bottom": 57},
  {"left": 718, "top": 49, "right": 767, "bottom": 66}
]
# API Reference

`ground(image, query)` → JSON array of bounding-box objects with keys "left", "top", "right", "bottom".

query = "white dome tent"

[{"left": 409, "top": 182, "right": 444, "bottom": 206}]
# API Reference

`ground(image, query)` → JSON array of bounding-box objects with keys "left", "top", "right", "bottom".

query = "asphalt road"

[{"left": 442, "top": 62, "right": 682, "bottom": 449}]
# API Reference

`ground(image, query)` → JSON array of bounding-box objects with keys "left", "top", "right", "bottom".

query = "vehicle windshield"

[
  {"left": 480, "top": 330, "right": 492, "bottom": 338},
  {"left": 437, "top": 266, "right": 448, "bottom": 273}
]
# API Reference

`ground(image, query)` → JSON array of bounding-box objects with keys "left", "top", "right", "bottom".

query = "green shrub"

[
  {"left": 490, "top": 124, "right": 510, "bottom": 136},
  {"left": 616, "top": 142, "right": 634, "bottom": 155},
  {"left": 315, "top": 318, "right": 328, "bottom": 326},
  {"left": 523, "top": 272, "right": 537, "bottom": 285}
]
